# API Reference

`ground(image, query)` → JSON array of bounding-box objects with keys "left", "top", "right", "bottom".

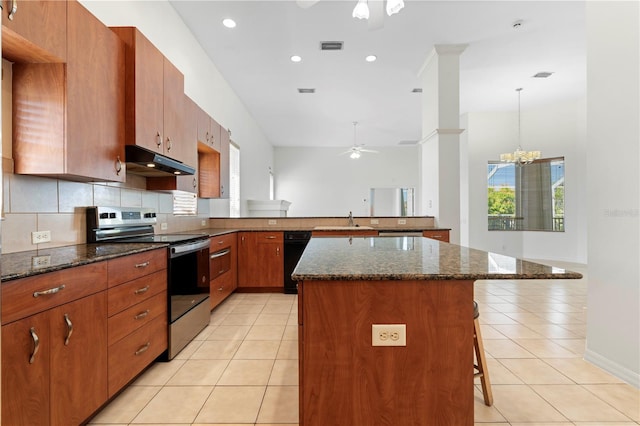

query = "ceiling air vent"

[
  {"left": 411, "top": 88, "right": 423, "bottom": 93},
  {"left": 297, "top": 88, "right": 316, "bottom": 94},
  {"left": 320, "top": 41, "right": 344, "bottom": 51},
  {"left": 533, "top": 71, "right": 554, "bottom": 78}
]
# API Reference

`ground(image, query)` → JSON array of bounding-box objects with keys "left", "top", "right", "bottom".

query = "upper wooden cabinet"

[
  {"left": 1, "top": 0, "right": 67, "bottom": 62},
  {"left": 197, "top": 106, "right": 221, "bottom": 152},
  {"left": 220, "top": 126, "right": 231, "bottom": 199},
  {"left": 12, "top": 0, "right": 126, "bottom": 182},
  {"left": 111, "top": 27, "right": 189, "bottom": 165}
]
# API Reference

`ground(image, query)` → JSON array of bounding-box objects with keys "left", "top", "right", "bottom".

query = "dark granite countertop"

[
  {"left": 1, "top": 243, "right": 168, "bottom": 283},
  {"left": 292, "top": 236, "right": 583, "bottom": 281}
]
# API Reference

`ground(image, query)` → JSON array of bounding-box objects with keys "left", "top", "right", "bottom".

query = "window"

[
  {"left": 229, "top": 142, "right": 240, "bottom": 217},
  {"left": 269, "top": 167, "right": 275, "bottom": 201},
  {"left": 487, "top": 158, "right": 565, "bottom": 231}
]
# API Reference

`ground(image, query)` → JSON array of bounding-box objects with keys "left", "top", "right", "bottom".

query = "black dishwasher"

[{"left": 283, "top": 231, "right": 311, "bottom": 294}]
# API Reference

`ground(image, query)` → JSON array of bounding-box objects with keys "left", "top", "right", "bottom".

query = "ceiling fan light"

[
  {"left": 353, "top": 0, "right": 370, "bottom": 20},
  {"left": 386, "top": 0, "right": 404, "bottom": 16},
  {"left": 350, "top": 151, "right": 361, "bottom": 159}
]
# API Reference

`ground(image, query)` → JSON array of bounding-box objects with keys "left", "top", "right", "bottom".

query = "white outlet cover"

[{"left": 372, "top": 324, "right": 406, "bottom": 346}]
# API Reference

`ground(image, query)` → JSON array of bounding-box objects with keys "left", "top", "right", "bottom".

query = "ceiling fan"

[
  {"left": 296, "top": 0, "right": 404, "bottom": 31},
  {"left": 339, "top": 122, "right": 379, "bottom": 159}
]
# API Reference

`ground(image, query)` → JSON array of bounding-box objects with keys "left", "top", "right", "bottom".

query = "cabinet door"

[
  {"left": 163, "top": 59, "right": 185, "bottom": 160},
  {"left": 1, "top": 313, "right": 50, "bottom": 426},
  {"left": 197, "top": 105, "right": 211, "bottom": 145},
  {"left": 177, "top": 96, "right": 199, "bottom": 193},
  {"left": 66, "top": 0, "right": 125, "bottom": 182},
  {"left": 2, "top": 0, "right": 66, "bottom": 62},
  {"left": 50, "top": 292, "right": 108, "bottom": 425},
  {"left": 220, "top": 127, "right": 231, "bottom": 199},
  {"left": 210, "top": 117, "right": 222, "bottom": 152},
  {"left": 237, "top": 232, "right": 254, "bottom": 287}
]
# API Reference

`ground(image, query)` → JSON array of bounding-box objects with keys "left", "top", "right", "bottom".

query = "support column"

[{"left": 418, "top": 44, "right": 466, "bottom": 244}]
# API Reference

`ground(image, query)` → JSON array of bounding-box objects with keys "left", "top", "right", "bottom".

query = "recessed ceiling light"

[
  {"left": 291, "top": 55, "right": 302, "bottom": 63},
  {"left": 365, "top": 55, "right": 377, "bottom": 62},
  {"left": 222, "top": 18, "right": 236, "bottom": 28}
]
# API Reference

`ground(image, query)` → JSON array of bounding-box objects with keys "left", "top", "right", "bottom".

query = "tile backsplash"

[{"left": 1, "top": 172, "right": 214, "bottom": 254}]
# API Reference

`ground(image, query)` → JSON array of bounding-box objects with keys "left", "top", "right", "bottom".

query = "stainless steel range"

[{"left": 87, "top": 206, "right": 210, "bottom": 360}]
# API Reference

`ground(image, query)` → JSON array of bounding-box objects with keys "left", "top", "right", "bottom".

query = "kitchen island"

[{"left": 292, "top": 236, "right": 582, "bottom": 426}]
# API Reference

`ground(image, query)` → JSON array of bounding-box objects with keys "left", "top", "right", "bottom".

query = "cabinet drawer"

[
  {"left": 107, "top": 249, "right": 167, "bottom": 288},
  {"left": 108, "top": 291, "right": 167, "bottom": 346},
  {"left": 209, "top": 233, "right": 236, "bottom": 250},
  {"left": 2, "top": 262, "right": 107, "bottom": 325},
  {"left": 210, "top": 272, "right": 233, "bottom": 310},
  {"left": 107, "top": 270, "right": 166, "bottom": 317},
  {"left": 422, "top": 230, "right": 450, "bottom": 242},
  {"left": 108, "top": 315, "right": 167, "bottom": 398},
  {"left": 210, "top": 248, "right": 231, "bottom": 280},
  {"left": 256, "top": 232, "right": 283, "bottom": 243}
]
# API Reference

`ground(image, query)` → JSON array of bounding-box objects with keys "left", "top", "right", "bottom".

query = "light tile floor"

[{"left": 90, "top": 262, "right": 640, "bottom": 426}]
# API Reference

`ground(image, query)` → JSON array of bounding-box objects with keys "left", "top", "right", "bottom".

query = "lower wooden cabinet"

[
  {"left": 237, "top": 231, "right": 284, "bottom": 289},
  {"left": 209, "top": 233, "right": 237, "bottom": 309},
  {"left": 422, "top": 229, "right": 450, "bottom": 242},
  {"left": 1, "top": 292, "right": 108, "bottom": 426}
]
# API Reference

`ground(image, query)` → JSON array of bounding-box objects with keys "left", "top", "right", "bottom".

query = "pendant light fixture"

[{"left": 500, "top": 88, "right": 541, "bottom": 165}]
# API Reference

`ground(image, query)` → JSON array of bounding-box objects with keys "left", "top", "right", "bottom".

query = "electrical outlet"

[
  {"left": 370, "top": 219, "right": 379, "bottom": 225},
  {"left": 268, "top": 219, "right": 277, "bottom": 225},
  {"left": 397, "top": 219, "right": 407, "bottom": 225},
  {"left": 32, "top": 255, "right": 51, "bottom": 268},
  {"left": 372, "top": 324, "right": 406, "bottom": 347},
  {"left": 31, "top": 230, "right": 51, "bottom": 245},
  {"left": 201, "top": 219, "right": 207, "bottom": 227},
  {"left": 160, "top": 223, "right": 168, "bottom": 231}
]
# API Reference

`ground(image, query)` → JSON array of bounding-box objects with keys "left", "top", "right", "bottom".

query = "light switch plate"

[
  {"left": 398, "top": 219, "right": 407, "bottom": 225},
  {"left": 160, "top": 223, "right": 168, "bottom": 230},
  {"left": 268, "top": 219, "right": 277, "bottom": 225},
  {"left": 370, "top": 219, "right": 379, "bottom": 225},
  {"left": 372, "top": 324, "right": 406, "bottom": 346}
]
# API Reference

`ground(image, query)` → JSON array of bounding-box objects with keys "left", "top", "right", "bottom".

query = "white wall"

[
  {"left": 274, "top": 146, "right": 420, "bottom": 217},
  {"left": 464, "top": 98, "right": 588, "bottom": 263},
  {"left": 585, "top": 1, "right": 639, "bottom": 387},
  {"left": 80, "top": 0, "right": 274, "bottom": 217}
]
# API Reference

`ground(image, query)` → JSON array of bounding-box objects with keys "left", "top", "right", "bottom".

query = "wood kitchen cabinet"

[
  {"left": 209, "top": 233, "right": 238, "bottom": 309},
  {"left": 112, "top": 27, "right": 188, "bottom": 164},
  {"left": 220, "top": 126, "right": 231, "bottom": 199},
  {"left": 12, "top": 0, "right": 126, "bottom": 182},
  {"left": 422, "top": 229, "right": 450, "bottom": 242},
  {"left": 237, "top": 231, "right": 284, "bottom": 289},
  {"left": 106, "top": 249, "right": 168, "bottom": 397},
  {"left": 198, "top": 105, "right": 222, "bottom": 152},
  {"left": 2, "top": 0, "right": 67, "bottom": 62},
  {"left": 1, "top": 262, "right": 108, "bottom": 426}
]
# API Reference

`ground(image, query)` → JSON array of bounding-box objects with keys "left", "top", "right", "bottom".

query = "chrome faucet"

[{"left": 348, "top": 211, "right": 354, "bottom": 227}]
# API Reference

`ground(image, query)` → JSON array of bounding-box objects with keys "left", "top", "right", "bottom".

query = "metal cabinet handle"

[
  {"left": 8, "top": 0, "right": 17, "bottom": 20},
  {"left": 116, "top": 156, "right": 122, "bottom": 175},
  {"left": 265, "top": 236, "right": 276, "bottom": 239},
  {"left": 276, "top": 246, "right": 280, "bottom": 256},
  {"left": 134, "top": 310, "right": 150, "bottom": 320},
  {"left": 156, "top": 132, "right": 162, "bottom": 147},
  {"left": 205, "top": 131, "right": 209, "bottom": 142},
  {"left": 218, "top": 286, "right": 224, "bottom": 292},
  {"left": 135, "top": 342, "right": 151, "bottom": 356},
  {"left": 29, "top": 327, "right": 39, "bottom": 364},
  {"left": 210, "top": 249, "right": 230, "bottom": 259},
  {"left": 193, "top": 177, "right": 197, "bottom": 188},
  {"left": 64, "top": 314, "right": 73, "bottom": 346},
  {"left": 134, "top": 285, "right": 150, "bottom": 295},
  {"left": 166, "top": 137, "right": 172, "bottom": 151},
  {"left": 135, "top": 261, "right": 150, "bottom": 268},
  {"left": 33, "top": 285, "right": 65, "bottom": 298}
]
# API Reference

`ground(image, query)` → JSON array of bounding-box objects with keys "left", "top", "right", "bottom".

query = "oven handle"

[
  {"left": 210, "top": 249, "right": 230, "bottom": 259},
  {"left": 170, "top": 238, "right": 210, "bottom": 257}
]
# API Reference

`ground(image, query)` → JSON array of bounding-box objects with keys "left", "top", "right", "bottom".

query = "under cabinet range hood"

[{"left": 124, "top": 145, "right": 196, "bottom": 177}]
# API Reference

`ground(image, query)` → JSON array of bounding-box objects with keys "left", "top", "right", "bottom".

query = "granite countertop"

[
  {"left": 202, "top": 226, "right": 449, "bottom": 233},
  {"left": 292, "top": 236, "right": 583, "bottom": 281},
  {"left": 1, "top": 243, "right": 168, "bottom": 282}
]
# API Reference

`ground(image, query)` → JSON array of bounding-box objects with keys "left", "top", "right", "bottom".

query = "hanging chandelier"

[{"left": 500, "top": 88, "right": 541, "bottom": 165}]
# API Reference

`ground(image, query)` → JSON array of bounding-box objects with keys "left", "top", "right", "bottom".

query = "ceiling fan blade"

[
  {"left": 296, "top": 0, "right": 320, "bottom": 9},
  {"left": 360, "top": 148, "right": 379, "bottom": 153},
  {"left": 338, "top": 149, "right": 354, "bottom": 156},
  {"left": 368, "top": 0, "right": 384, "bottom": 31}
]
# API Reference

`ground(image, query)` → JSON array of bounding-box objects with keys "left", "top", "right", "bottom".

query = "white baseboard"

[{"left": 584, "top": 348, "right": 640, "bottom": 388}]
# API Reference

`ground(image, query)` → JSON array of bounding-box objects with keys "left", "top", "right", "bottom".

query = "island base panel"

[{"left": 299, "top": 279, "right": 474, "bottom": 426}]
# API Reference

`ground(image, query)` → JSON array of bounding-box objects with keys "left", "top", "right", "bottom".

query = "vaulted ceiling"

[{"left": 170, "top": 1, "right": 586, "bottom": 148}]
